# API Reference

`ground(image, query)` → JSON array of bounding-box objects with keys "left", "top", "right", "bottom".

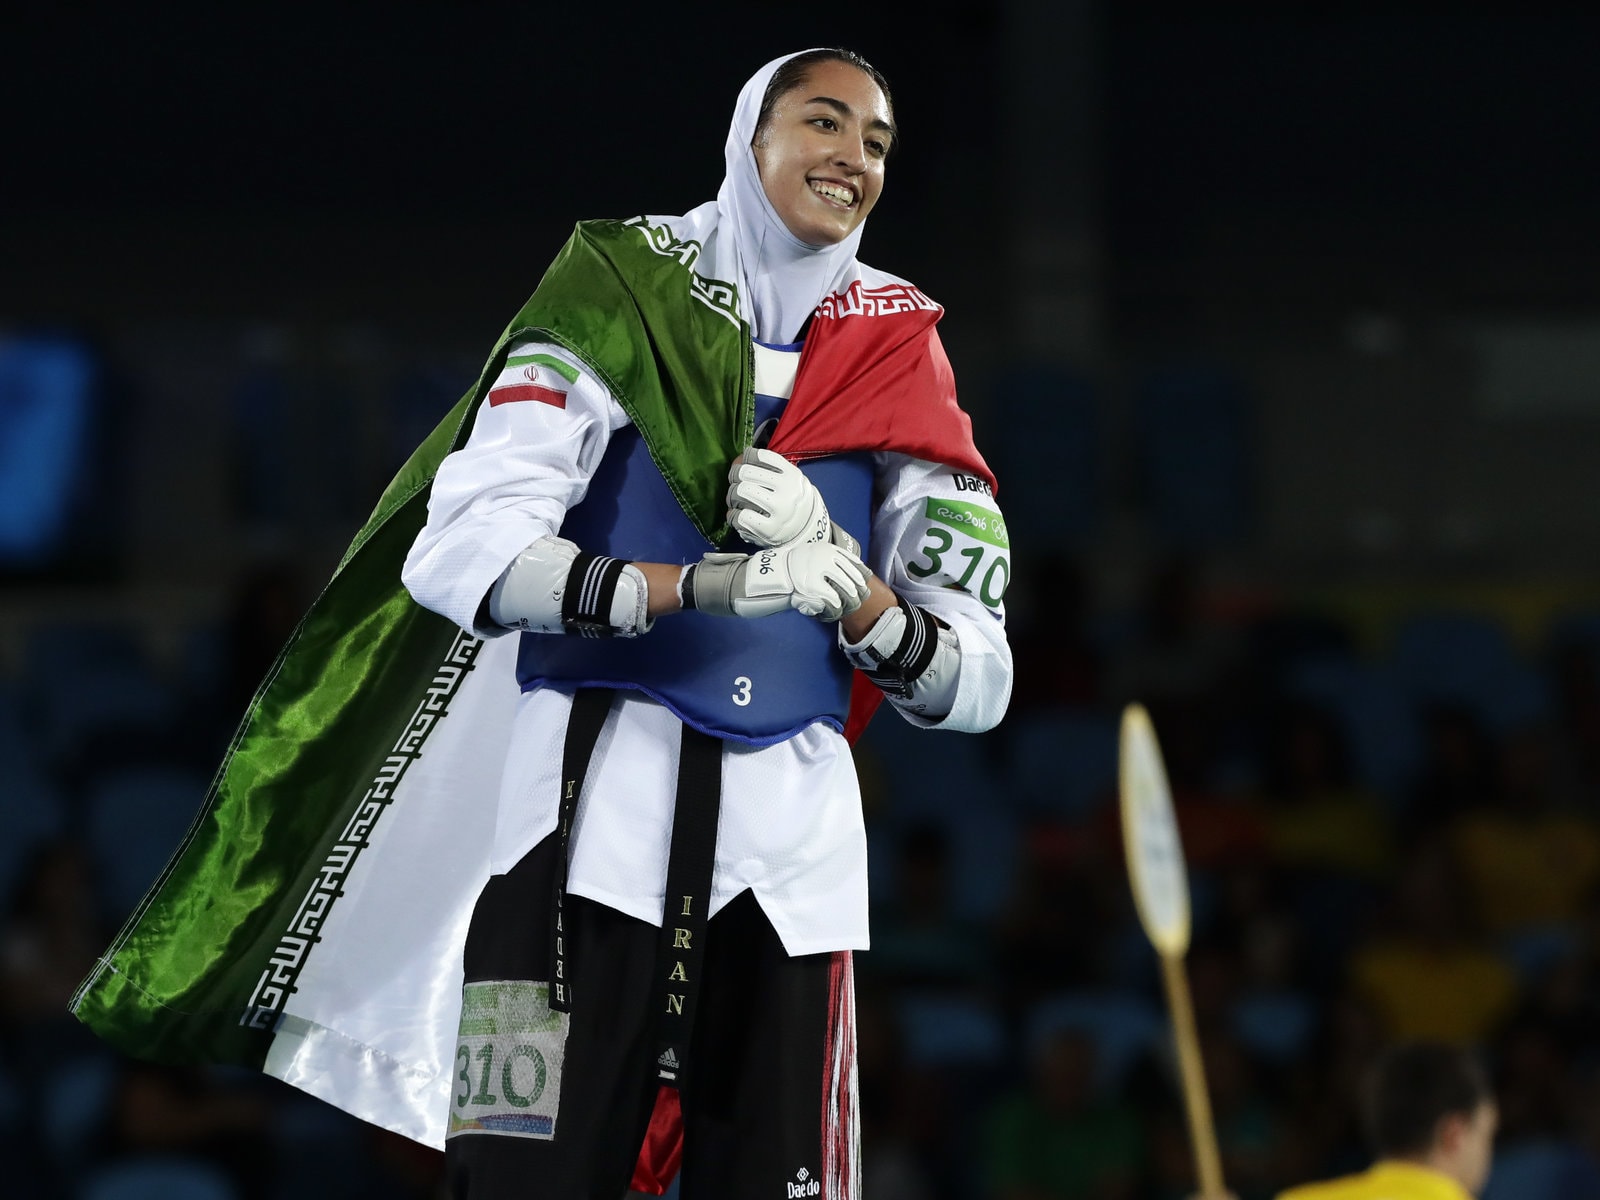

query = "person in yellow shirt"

[
  {"left": 1277, "top": 1042, "right": 1497, "bottom": 1200},
  {"left": 1348, "top": 847, "right": 1518, "bottom": 1043}
]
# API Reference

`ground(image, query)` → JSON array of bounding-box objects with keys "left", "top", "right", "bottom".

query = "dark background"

[{"left": 5, "top": 3, "right": 1600, "bottom": 1198}]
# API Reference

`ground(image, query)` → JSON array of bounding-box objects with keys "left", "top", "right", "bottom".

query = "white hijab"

[{"left": 705, "top": 51, "right": 870, "bottom": 345}]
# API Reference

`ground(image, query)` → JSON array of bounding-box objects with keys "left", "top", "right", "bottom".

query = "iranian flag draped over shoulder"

[{"left": 71, "top": 214, "right": 991, "bottom": 1147}]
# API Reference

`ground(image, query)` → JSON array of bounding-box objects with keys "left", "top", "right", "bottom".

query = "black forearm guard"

[{"left": 560, "top": 552, "right": 631, "bottom": 637}]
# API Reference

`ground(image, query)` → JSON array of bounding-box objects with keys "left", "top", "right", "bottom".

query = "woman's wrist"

[
  {"left": 840, "top": 575, "right": 898, "bottom": 641},
  {"left": 638, "top": 561, "right": 690, "bottom": 618}
]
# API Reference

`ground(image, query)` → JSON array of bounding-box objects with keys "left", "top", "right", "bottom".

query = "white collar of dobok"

[{"left": 752, "top": 342, "right": 800, "bottom": 400}]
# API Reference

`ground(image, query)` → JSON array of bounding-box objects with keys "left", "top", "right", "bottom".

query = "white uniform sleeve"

[
  {"left": 401, "top": 339, "right": 629, "bottom": 635},
  {"left": 864, "top": 453, "right": 1013, "bottom": 732}
]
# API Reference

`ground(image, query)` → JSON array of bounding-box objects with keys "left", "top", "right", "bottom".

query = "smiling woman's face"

[{"left": 752, "top": 59, "right": 894, "bottom": 247}]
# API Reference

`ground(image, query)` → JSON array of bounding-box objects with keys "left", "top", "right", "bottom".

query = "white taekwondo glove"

[
  {"left": 681, "top": 540, "right": 871, "bottom": 621},
  {"left": 725, "top": 447, "right": 861, "bottom": 557},
  {"left": 727, "top": 447, "right": 828, "bottom": 546}
]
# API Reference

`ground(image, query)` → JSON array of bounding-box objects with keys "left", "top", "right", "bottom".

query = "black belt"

[
  {"left": 650, "top": 721, "right": 721, "bottom": 1088},
  {"left": 548, "top": 687, "right": 613, "bottom": 1012},
  {"left": 547, "top": 688, "right": 724, "bottom": 1093}
]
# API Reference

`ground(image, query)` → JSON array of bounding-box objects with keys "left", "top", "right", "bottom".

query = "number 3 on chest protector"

[{"left": 732, "top": 676, "right": 753, "bottom": 706}]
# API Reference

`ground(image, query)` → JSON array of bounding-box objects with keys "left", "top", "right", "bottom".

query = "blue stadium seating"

[
  {"left": 231, "top": 362, "right": 293, "bottom": 525},
  {"left": 1231, "top": 989, "right": 1317, "bottom": 1065},
  {"left": 1544, "top": 607, "right": 1600, "bottom": 681},
  {"left": 1024, "top": 988, "right": 1165, "bottom": 1096},
  {"left": 388, "top": 359, "right": 473, "bottom": 478},
  {"left": 1498, "top": 924, "right": 1581, "bottom": 982},
  {"left": 947, "top": 807, "right": 1023, "bottom": 923},
  {"left": 21, "top": 619, "right": 148, "bottom": 684},
  {"left": 990, "top": 364, "right": 1102, "bottom": 551},
  {"left": 40, "top": 1053, "right": 119, "bottom": 1174},
  {"left": 896, "top": 990, "right": 1009, "bottom": 1069},
  {"left": 0, "top": 1050, "right": 46, "bottom": 1195},
  {"left": 0, "top": 680, "right": 68, "bottom": 898},
  {"left": 1003, "top": 709, "right": 1120, "bottom": 821},
  {"left": 0, "top": 775, "right": 65, "bottom": 908},
  {"left": 1286, "top": 658, "right": 1424, "bottom": 800},
  {"left": 854, "top": 707, "right": 993, "bottom": 825},
  {"left": 1132, "top": 364, "right": 1254, "bottom": 547},
  {"left": 0, "top": 336, "right": 96, "bottom": 566},
  {"left": 1391, "top": 611, "right": 1546, "bottom": 730},
  {"left": 20, "top": 621, "right": 180, "bottom": 765},
  {"left": 82, "top": 1158, "right": 240, "bottom": 1200},
  {"left": 0, "top": 1053, "right": 21, "bottom": 1138},
  {"left": 180, "top": 621, "right": 227, "bottom": 706},
  {"left": 1483, "top": 1138, "right": 1600, "bottom": 1200},
  {"left": 84, "top": 767, "right": 212, "bottom": 919}
]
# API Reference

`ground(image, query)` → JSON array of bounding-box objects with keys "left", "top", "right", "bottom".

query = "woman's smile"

[{"left": 807, "top": 178, "right": 858, "bottom": 209}]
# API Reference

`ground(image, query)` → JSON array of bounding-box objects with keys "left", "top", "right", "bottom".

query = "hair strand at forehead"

[{"left": 753, "top": 49, "right": 895, "bottom": 148}]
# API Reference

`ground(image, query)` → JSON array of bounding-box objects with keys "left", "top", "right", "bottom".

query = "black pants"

[{"left": 446, "top": 833, "right": 860, "bottom": 1199}]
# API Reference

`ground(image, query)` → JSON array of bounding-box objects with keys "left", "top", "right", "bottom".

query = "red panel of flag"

[{"left": 488, "top": 384, "right": 568, "bottom": 409}]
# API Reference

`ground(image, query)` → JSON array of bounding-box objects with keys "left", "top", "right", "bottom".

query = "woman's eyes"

[{"left": 807, "top": 117, "right": 890, "bottom": 157}]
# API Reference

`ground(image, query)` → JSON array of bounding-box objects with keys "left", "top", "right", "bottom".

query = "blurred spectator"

[
  {"left": 0, "top": 837, "right": 111, "bottom": 1193},
  {"left": 1548, "top": 641, "right": 1600, "bottom": 795},
  {"left": 1347, "top": 843, "right": 1517, "bottom": 1043},
  {"left": 877, "top": 1062, "right": 964, "bottom": 1200},
  {"left": 1491, "top": 1019, "right": 1572, "bottom": 1146},
  {"left": 869, "top": 823, "right": 990, "bottom": 986},
  {"left": 1206, "top": 1033, "right": 1292, "bottom": 1200},
  {"left": 981, "top": 1027, "right": 1143, "bottom": 1200},
  {"left": 1172, "top": 795, "right": 1269, "bottom": 876},
  {"left": 1406, "top": 706, "right": 1497, "bottom": 842},
  {"left": 1275, "top": 1041, "right": 1496, "bottom": 1199},
  {"left": 361, "top": 1126, "right": 448, "bottom": 1199},
  {"left": 1126, "top": 564, "right": 1215, "bottom": 692},
  {"left": 1253, "top": 706, "right": 1391, "bottom": 986},
  {"left": 1186, "top": 942, "right": 1244, "bottom": 1036},
  {"left": 105, "top": 1063, "right": 277, "bottom": 1200},
  {"left": 856, "top": 985, "right": 938, "bottom": 1200},
  {"left": 1006, "top": 554, "right": 1102, "bottom": 715},
  {"left": 1562, "top": 1063, "right": 1600, "bottom": 1198},
  {"left": 222, "top": 559, "right": 309, "bottom": 717},
  {"left": 1449, "top": 723, "right": 1600, "bottom": 938},
  {"left": 0, "top": 839, "right": 106, "bottom": 1034},
  {"left": 1105, "top": 558, "right": 1242, "bottom": 792},
  {"left": 1275, "top": 992, "right": 1390, "bottom": 1188},
  {"left": 993, "top": 834, "right": 1120, "bottom": 1010},
  {"left": 1260, "top": 704, "right": 1394, "bottom": 880},
  {"left": 1222, "top": 874, "right": 1319, "bottom": 1069}
]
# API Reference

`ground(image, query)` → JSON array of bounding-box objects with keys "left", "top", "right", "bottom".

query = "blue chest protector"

[{"left": 516, "top": 389, "right": 874, "bottom": 745}]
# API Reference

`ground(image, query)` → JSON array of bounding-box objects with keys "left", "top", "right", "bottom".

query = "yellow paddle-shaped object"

[{"left": 1119, "top": 703, "right": 1227, "bottom": 1200}]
